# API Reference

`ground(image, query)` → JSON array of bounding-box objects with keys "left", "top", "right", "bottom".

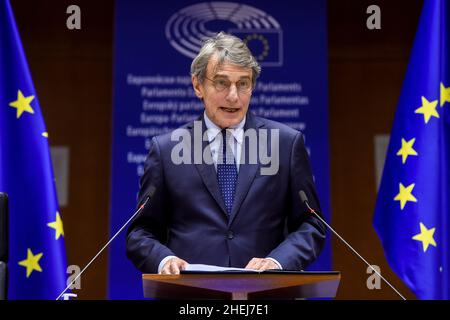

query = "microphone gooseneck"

[
  {"left": 55, "top": 186, "right": 156, "bottom": 300},
  {"left": 298, "top": 190, "right": 406, "bottom": 300}
]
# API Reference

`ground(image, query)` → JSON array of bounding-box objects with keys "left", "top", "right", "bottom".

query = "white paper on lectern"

[{"left": 185, "top": 264, "right": 259, "bottom": 272}]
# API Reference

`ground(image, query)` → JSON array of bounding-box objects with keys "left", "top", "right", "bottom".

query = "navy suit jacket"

[{"left": 126, "top": 112, "right": 326, "bottom": 273}]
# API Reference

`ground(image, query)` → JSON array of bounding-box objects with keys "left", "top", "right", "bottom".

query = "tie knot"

[
  {"left": 220, "top": 129, "right": 234, "bottom": 164},
  {"left": 221, "top": 128, "right": 230, "bottom": 149},
  {"left": 221, "top": 128, "right": 229, "bottom": 140}
]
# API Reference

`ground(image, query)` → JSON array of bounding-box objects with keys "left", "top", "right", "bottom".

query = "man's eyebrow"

[
  {"left": 212, "top": 74, "right": 251, "bottom": 80},
  {"left": 212, "top": 74, "right": 228, "bottom": 79}
]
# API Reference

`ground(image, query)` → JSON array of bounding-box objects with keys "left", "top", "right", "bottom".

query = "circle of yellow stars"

[
  {"left": 243, "top": 33, "right": 270, "bottom": 61},
  {"left": 393, "top": 82, "right": 450, "bottom": 253},
  {"left": 6, "top": 89, "right": 60, "bottom": 278}
]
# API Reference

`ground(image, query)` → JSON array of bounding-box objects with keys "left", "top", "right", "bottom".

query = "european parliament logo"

[{"left": 165, "top": 2, "right": 283, "bottom": 67}]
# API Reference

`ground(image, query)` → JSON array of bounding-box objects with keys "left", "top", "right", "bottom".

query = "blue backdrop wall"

[{"left": 109, "top": 0, "right": 331, "bottom": 299}]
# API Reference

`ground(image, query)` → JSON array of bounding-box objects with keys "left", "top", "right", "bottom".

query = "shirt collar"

[{"left": 203, "top": 111, "right": 246, "bottom": 143}]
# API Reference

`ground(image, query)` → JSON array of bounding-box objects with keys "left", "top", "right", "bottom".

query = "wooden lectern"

[{"left": 142, "top": 271, "right": 340, "bottom": 300}]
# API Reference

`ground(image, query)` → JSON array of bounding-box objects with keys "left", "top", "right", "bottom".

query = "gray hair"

[{"left": 190, "top": 32, "right": 261, "bottom": 87}]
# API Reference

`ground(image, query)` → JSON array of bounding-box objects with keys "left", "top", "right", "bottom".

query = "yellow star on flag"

[
  {"left": 394, "top": 183, "right": 418, "bottom": 210},
  {"left": 415, "top": 96, "right": 439, "bottom": 124},
  {"left": 396, "top": 138, "right": 418, "bottom": 164},
  {"left": 441, "top": 82, "right": 450, "bottom": 107},
  {"left": 18, "top": 248, "right": 43, "bottom": 278},
  {"left": 412, "top": 222, "right": 437, "bottom": 252},
  {"left": 47, "top": 211, "right": 64, "bottom": 240},
  {"left": 8, "top": 90, "right": 35, "bottom": 118}
]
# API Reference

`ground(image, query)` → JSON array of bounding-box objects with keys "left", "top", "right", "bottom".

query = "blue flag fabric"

[
  {"left": 0, "top": 0, "right": 68, "bottom": 299},
  {"left": 374, "top": 0, "right": 450, "bottom": 300}
]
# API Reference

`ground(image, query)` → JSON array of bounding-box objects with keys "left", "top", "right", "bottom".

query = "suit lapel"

[
  {"left": 189, "top": 117, "right": 228, "bottom": 216},
  {"left": 228, "top": 113, "right": 264, "bottom": 225},
  {"left": 189, "top": 113, "right": 265, "bottom": 221}
]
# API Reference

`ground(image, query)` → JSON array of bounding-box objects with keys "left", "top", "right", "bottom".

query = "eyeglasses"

[{"left": 204, "top": 76, "right": 253, "bottom": 94}]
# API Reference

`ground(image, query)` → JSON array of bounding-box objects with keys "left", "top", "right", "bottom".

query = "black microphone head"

[
  {"left": 299, "top": 190, "right": 308, "bottom": 204},
  {"left": 147, "top": 185, "right": 157, "bottom": 199}
]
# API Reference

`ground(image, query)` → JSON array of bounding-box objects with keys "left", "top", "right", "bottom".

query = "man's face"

[{"left": 192, "top": 55, "right": 253, "bottom": 129}]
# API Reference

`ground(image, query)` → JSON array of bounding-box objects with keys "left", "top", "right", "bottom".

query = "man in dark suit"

[{"left": 126, "top": 32, "right": 326, "bottom": 275}]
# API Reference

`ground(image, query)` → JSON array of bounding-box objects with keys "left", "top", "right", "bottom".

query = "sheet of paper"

[{"left": 185, "top": 264, "right": 259, "bottom": 272}]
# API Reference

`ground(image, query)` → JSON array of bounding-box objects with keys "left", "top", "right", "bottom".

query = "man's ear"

[{"left": 192, "top": 76, "right": 203, "bottom": 99}]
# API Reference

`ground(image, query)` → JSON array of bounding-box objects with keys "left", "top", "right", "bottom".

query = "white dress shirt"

[
  {"left": 157, "top": 112, "right": 282, "bottom": 273},
  {"left": 203, "top": 111, "right": 245, "bottom": 172}
]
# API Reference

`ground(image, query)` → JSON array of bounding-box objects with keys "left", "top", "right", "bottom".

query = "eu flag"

[
  {"left": 374, "top": 0, "right": 450, "bottom": 299},
  {"left": 0, "top": 0, "right": 68, "bottom": 299}
]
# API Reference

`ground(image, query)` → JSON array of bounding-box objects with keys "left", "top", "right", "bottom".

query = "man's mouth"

[{"left": 220, "top": 107, "right": 239, "bottom": 113}]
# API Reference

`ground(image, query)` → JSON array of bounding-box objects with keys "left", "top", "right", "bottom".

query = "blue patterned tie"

[{"left": 217, "top": 129, "right": 238, "bottom": 215}]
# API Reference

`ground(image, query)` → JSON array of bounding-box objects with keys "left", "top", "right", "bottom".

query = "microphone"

[
  {"left": 298, "top": 190, "right": 406, "bottom": 300},
  {"left": 56, "top": 185, "right": 157, "bottom": 300}
]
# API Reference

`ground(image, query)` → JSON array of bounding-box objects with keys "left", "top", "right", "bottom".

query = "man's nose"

[{"left": 226, "top": 84, "right": 239, "bottom": 103}]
